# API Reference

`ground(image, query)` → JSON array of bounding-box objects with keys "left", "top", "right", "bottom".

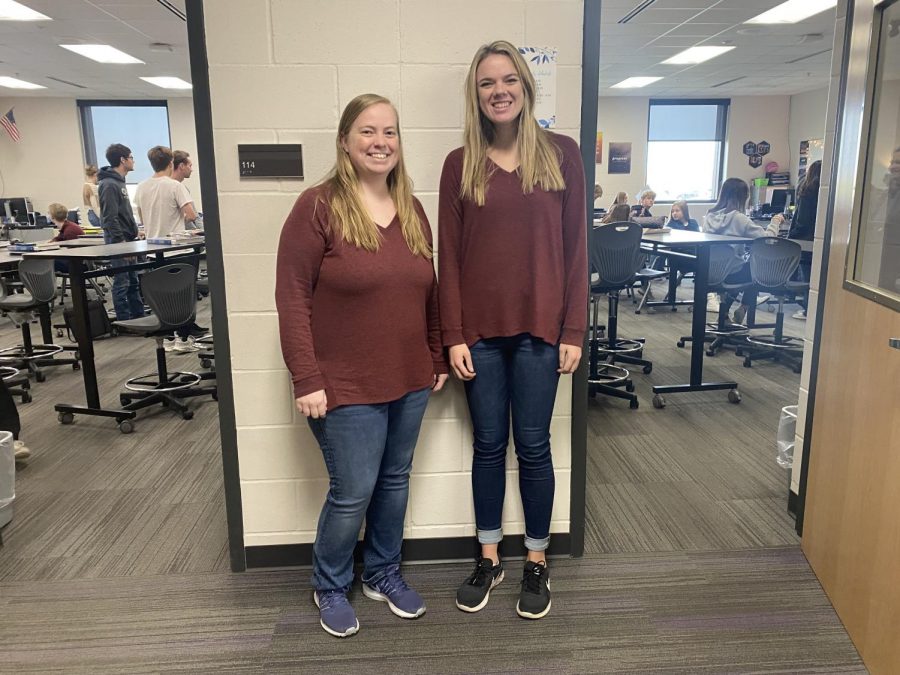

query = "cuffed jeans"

[
  {"left": 102, "top": 229, "right": 143, "bottom": 320},
  {"left": 465, "top": 334, "right": 560, "bottom": 552},
  {"left": 308, "top": 387, "right": 430, "bottom": 593}
]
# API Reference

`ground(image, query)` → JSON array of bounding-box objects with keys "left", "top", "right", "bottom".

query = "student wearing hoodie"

[
  {"left": 703, "top": 178, "right": 779, "bottom": 324},
  {"left": 98, "top": 143, "right": 144, "bottom": 321}
]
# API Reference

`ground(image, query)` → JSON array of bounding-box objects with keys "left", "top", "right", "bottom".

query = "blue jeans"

[
  {"left": 102, "top": 229, "right": 143, "bottom": 320},
  {"left": 465, "top": 334, "right": 560, "bottom": 552},
  {"left": 307, "top": 387, "right": 430, "bottom": 592},
  {"left": 87, "top": 210, "right": 101, "bottom": 228}
]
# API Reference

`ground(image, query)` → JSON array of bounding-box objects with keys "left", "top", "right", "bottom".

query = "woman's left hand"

[
  {"left": 558, "top": 343, "right": 582, "bottom": 374},
  {"left": 432, "top": 373, "right": 449, "bottom": 391}
]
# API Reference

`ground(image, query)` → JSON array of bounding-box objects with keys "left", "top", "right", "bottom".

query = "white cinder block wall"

[{"left": 202, "top": 0, "right": 584, "bottom": 550}]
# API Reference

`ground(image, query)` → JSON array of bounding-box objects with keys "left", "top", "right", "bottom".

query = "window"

[
  {"left": 78, "top": 101, "right": 171, "bottom": 198},
  {"left": 646, "top": 99, "right": 728, "bottom": 202}
]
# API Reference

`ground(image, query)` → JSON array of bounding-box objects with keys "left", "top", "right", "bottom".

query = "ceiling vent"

[
  {"left": 618, "top": 0, "right": 657, "bottom": 24},
  {"left": 711, "top": 76, "right": 746, "bottom": 88},
  {"left": 46, "top": 76, "right": 87, "bottom": 89}
]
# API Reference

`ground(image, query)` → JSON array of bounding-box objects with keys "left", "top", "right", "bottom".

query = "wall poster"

[
  {"left": 608, "top": 142, "right": 632, "bottom": 174},
  {"left": 519, "top": 46, "right": 557, "bottom": 128},
  {"left": 595, "top": 131, "right": 603, "bottom": 164}
]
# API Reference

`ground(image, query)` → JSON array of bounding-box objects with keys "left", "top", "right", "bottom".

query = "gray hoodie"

[
  {"left": 98, "top": 166, "right": 139, "bottom": 244},
  {"left": 703, "top": 209, "right": 778, "bottom": 258}
]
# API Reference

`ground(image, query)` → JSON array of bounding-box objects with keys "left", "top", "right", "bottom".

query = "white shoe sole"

[
  {"left": 455, "top": 570, "right": 504, "bottom": 613},
  {"left": 516, "top": 580, "right": 552, "bottom": 620},
  {"left": 313, "top": 592, "right": 360, "bottom": 638},
  {"left": 362, "top": 584, "right": 425, "bottom": 619}
]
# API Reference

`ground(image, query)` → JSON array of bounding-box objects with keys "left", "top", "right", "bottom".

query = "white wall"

[
  {"left": 788, "top": 87, "right": 829, "bottom": 186},
  {"left": 202, "top": 0, "right": 584, "bottom": 550},
  {"left": 595, "top": 95, "right": 792, "bottom": 220},
  {"left": 0, "top": 96, "right": 201, "bottom": 217}
]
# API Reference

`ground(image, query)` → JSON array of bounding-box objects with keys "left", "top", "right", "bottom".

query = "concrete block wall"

[{"left": 202, "top": 0, "right": 584, "bottom": 549}]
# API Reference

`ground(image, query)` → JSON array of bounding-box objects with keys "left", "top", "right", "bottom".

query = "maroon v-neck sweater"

[
  {"left": 276, "top": 186, "right": 447, "bottom": 407},
  {"left": 438, "top": 132, "right": 588, "bottom": 347}
]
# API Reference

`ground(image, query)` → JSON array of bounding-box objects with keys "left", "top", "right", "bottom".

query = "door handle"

[{"left": 891, "top": 338, "right": 900, "bottom": 350}]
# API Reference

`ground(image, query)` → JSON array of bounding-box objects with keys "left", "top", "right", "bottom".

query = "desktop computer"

[{"left": 0, "top": 196, "right": 34, "bottom": 225}]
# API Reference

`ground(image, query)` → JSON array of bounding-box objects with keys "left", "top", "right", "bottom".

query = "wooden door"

[{"left": 801, "top": 1, "right": 900, "bottom": 672}]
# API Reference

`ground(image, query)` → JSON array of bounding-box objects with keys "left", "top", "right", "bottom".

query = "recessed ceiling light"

[
  {"left": 746, "top": 0, "right": 837, "bottom": 25},
  {"left": 611, "top": 76, "right": 663, "bottom": 89},
  {"left": 0, "top": 75, "right": 45, "bottom": 89},
  {"left": 0, "top": 0, "right": 51, "bottom": 21},
  {"left": 60, "top": 44, "right": 144, "bottom": 64},
  {"left": 662, "top": 46, "right": 736, "bottom": 65},
  {"left": 140, "top": 76, "right": 192, "bottom": 90}
]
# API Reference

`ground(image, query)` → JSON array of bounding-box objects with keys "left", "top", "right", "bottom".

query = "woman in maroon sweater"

[
  {"left": 276, "top": 94, "right": 448, "bottom": 639},
  {"left": 439, "top": 40, "right": 588, "bottom": 620}
]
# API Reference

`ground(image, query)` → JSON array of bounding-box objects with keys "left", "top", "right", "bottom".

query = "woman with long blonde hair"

[
  {"left": 439, "top": 40, "right": 587, "bottom": 620},
  {"left": 276, "top": 93, "right": 448, "bottom": 638},
  {"left": 82, "top": 165, "right": 101, "bottom": 227}
]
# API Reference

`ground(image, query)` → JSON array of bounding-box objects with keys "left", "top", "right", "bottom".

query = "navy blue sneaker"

[
  {"left": 362, "top": 567, "right": 426, "bottom": 619},
  {"left": 313, "top": 590, "right": 359, "bottom": 638}
]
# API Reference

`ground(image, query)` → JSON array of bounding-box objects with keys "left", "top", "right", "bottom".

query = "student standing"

[
  {"left": 81, "top": 165, "right": 101, "bottom": 228},
  {"left": 276, "top": 94, "right": 448, "bottom": 639},
  {"left": 439, "top": 40, "right": 587, "bottom": 620},
  {"left": 134, "top": 146, "right": 197, "bottom": 239}
]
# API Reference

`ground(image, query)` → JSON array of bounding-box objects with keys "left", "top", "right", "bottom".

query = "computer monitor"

[
  {"left": 769, "top": 188, "right": 794, "bottom": 213},
  {"left": 1, "top": 197, "right": 33, "bottom": 224}
]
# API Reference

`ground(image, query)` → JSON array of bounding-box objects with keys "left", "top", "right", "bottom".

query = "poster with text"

[
  {"left": 608, "top": 142, "right": 632, "bottom": 174},
  {"left": 519, "top": 46, "right": 557, "bottom": 128},
  {"left": 595, "top": 131, "right": 603, "bottom": 164}
]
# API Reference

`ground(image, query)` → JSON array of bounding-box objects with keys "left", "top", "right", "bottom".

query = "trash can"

[
  {"left": 0, "top": 430, "right": 14, "bottom": 529},
  {"left": 777, "top": 405, "right": 798, "bottom": 469}
]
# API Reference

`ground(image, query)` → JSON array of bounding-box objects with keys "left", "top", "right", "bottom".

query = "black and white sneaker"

[
  {"left": 456, "top": 557, "right": 504, "bottom": 613},
  {"left": 516, "top": 560, "right": 551, "bottom": 619}
]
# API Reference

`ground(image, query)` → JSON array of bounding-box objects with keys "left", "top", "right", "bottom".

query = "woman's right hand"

[
  {"left": 448, "top": 344, "right": 476, "bottom": 381},
  {"left": 771, "top": 214, "right": 785, "bottom": 227},
  {"left": 296, "top": 389, "right": 327, "bottom": 418}
]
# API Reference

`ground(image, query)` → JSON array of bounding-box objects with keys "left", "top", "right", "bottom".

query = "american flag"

[{"left": 1, "top": 108, "right": 21, "bottom": 142}]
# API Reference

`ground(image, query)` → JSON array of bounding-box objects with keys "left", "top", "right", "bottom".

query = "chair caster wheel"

[
  {"left": 652, "top": 394, "right": 666, "bottom": 409},
  {"left": 201, "top": 359, "right": 212, "bottom": 369},
  {"left": 36, "top": 372, "right": 46, "bottom": 383},
  {"left": 626, "top": 381, "right": 635, "bottom": 392},
  {"left": 72, "top": 362, "right": 81, "bottom": 371},
  {"left": 642, "top": 364, "right": 652, "bottom": 374},
  {"left": 629, "top": 398, "right": 639, "bottom": 409},
  {"left": 56, "top": 328, "right": 64, "bottom": 338},
  {"left": 671, "top": 307, "right": 678, "bottom": 312},
  {"left": 706, "top": 349, "right": 715, "bottom": 357},
  {"left": 21, "top": 392, "right": 32, "bottom": 403},
  {"left": 182, "top": 411, "right": 194, "bottom": 420},
  {"left": 686, "top": 306, "right": 692, "bottom": 313},
  {"left": 676, "top": 340, "right": 685, "bottom": 348},
  {"left": 120, "top": 395, "right": 131, "bottom": 406},
  {"left": 728, "top": 389, "right": 742, "bottom": 404},
  {"left": 743, "top": 358, "right": 752, "bottom": 368},
  {"left": 58, "top": 412, "right": 74, "bottom": 425},
  {"left": 118, "top": 419, "right": 134, "bottom": 434},
  {"left": 635, "top": 310, "right": 641, "bottom": 315}
]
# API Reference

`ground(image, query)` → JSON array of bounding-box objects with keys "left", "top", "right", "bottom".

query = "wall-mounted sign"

[
  {"left": 743, "top": 141, "right": 758, "bottom": 156},
  {"left": 519, "top": 46, "right": 557, "bottom": 128},
  {"left": 595, "top": 131, "right": 603, "bottom": 164},
  {"left": 757, "top": 140, "right": 771, "bottom": 156},
  {"left": 749, "top": 154, "right": 763, "bottom": 168},
  {"left": 608, "top": 142, "right": 632, "bottom": 174},
  {"left": 238, "top": 144, "right": 303, "bottom": 178}
]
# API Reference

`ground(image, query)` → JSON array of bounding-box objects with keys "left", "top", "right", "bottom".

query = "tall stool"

[
  {"left": 0, "top": 259, "right": 80, "bottom": 382},
  {"left": 742, "top": 238, "right": 806, "bottom": 372}
]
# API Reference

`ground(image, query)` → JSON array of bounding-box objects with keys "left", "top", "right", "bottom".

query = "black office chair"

[
  {"left": 0, "top": 259, "right": 80, "bottom": 382},
  {"left": 677, "top": 245, "right": 750, "bottom": 356},
  {"left": 588, "top": 222, "right": 652, "bottom": 409},
  {"left": 0, "top": 365, "right": 31, "bottom": 404},
  {"left": 741, "top": 238, "right": 806, "bottom": 372},
  {"left": 111, "top": 264, "right": 216, "bottom": 432}
]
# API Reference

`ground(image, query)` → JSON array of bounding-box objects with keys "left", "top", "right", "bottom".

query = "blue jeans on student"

[
  {"left": 103, "top": 229, "right": 143, "bottom": 320},
  {"left": 308, "top": 387, "right": 430, "bottom": 593},
  {"left": 465, "top": 334, "right": 560, "bottom": 552},
  {"left": 87, "top": 210, "right": 101, "bottom": 228}
]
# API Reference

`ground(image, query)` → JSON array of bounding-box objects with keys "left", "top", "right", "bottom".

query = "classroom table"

[
  {"left": 25, "top": 239, "right": 205, "bottom": 429},
  {"left": 639, "top": 230, "right": 755, "bottom": 408}
]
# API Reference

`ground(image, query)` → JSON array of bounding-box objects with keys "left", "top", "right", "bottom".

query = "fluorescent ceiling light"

[
  {"left": 611, "top": 76, "right": 663, "bottom": 89},
  {"left": 746, "top": 0, "right": 837, "bottom": 24},
  {"left": 0, "top": 0, "right": 51, "bottom": 21},
  {"left": 140, "top": 76, "right": 192, "bottom": 90},
  {"left": 0, "top": 75, "right": 45, "bottom": 89},
  {"left": 662, "top": 45, "right": 735, "bottom": 65},
  {"left": 60, "top": 44, "right": 144, "bottom": 64}
]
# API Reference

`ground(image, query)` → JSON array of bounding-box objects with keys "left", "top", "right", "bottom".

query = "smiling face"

[
  {"left": 340, "top": 102, "right": 400, "bottom": 181},
  {"left": 475, "top": 53, "right": 525, "bottom": 129}
]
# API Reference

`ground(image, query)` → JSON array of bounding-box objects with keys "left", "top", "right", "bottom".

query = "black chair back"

[
  {"left": 749, "top": 238, "right": 801, "bottom": 288},
  {"left": 708, "top": 244, "right": 745, "bottom": 286},
  {"left": 18, "top": 259, "right": 57, "bottom": 304},
  {"left": 591, "top": 222, "right": 644, "bottom": 287},
  {"left": 140, "top": 264, "right": 197, "bottom": 330}
]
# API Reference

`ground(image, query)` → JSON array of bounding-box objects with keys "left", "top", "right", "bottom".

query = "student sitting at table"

[
  {"left": 47, "top": 202, "right": 84, "bottom": 273},
  {"left": 703, "top": 178, "right": 779, "bottom": 324},
  {"left": 600, "top": 203, "right": 631, "bottom": 224},
  {"left": 609, "top": 191, "right": 628, "bottom": 208},
  {"left": 667, "top": 200, "right": 699, "bottom": 231},
  {"left": 630, "top": 189, "right": 655, "bottom": 218}
]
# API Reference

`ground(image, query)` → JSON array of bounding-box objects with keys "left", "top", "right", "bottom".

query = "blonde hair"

[
  {"left": 48, "top": 202, "right": 69, "bottom": 222},
  {"left": 461, "top": 40, "right": 565, "bottom": 205},
  {"left": 638, "top": 189, "right": 656, "bottom": 201},
  {"left": 84, "top": 165, "right": 98, "bottom": 178},
  {"left": 319, "top": 94, "right": 431, "bottom": 258}
]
